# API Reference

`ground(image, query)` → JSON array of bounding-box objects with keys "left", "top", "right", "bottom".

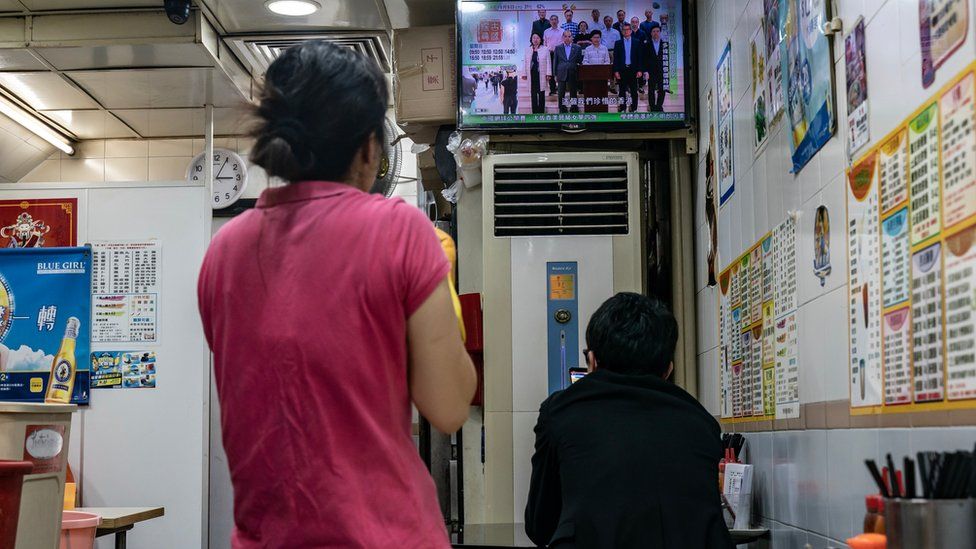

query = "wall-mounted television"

[{"left": 457, "top": 1, "right": 689, "bottom": 132}]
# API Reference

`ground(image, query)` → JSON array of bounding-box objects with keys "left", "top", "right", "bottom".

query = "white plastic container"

[{"left": 0, "top": 402, "right": 76, "bottom": 549}]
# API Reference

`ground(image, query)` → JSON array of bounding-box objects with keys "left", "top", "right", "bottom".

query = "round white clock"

[{"left": 187, "top": 148, "right": 248, "bottom": 209}]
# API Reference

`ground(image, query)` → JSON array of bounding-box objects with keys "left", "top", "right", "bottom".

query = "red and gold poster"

[{"left": 0, "top": 199, "right": 77, "bottom": 248}]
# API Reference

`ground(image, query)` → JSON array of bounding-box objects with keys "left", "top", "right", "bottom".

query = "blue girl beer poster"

[{"left": 0, "top": 247, "right": 91, "bottom": 404}]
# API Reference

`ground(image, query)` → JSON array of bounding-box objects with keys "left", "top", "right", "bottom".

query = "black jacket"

[
  {"left": 612, "top": 37, "right": 644, "bottom": 72},
  {"left": 524, "top": 369, "right": 734, "bottom": 549},
  {"left": 646, "top": 39, "right": 665, "bottom": 83},
  {"left": 532, "top": 18, "right": 550, "bottom": 42}
]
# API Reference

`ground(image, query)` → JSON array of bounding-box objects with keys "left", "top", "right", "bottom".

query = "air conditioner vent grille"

[{"left": 493, "top": 162, "right": 629, "bottom": 237}]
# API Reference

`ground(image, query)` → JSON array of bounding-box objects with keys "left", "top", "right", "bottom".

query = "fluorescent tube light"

[{"left": 0, "top": 96, "right": 74, "bottom": 156}]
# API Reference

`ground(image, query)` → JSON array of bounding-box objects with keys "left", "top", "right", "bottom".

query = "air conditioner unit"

[{"left": 480, "top": 151, "right": 643, "bottom": 522}]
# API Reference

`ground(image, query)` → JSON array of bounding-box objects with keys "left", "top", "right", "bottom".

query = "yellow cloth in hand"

[{"left": 435, "top": 227, "right": 466, "bottom": 343}]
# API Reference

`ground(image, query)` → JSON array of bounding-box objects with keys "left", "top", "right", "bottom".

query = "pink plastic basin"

[{"left": 59, "top": 510, "right": 101, "bottom": 549}]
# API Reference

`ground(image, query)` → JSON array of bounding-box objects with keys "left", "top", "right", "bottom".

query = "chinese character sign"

[
  {"left": 0, "top": 198, "right": 77, "bottom": 248},
  {"left": 0, "top": 247, "right": 91, "bottom": 404}
]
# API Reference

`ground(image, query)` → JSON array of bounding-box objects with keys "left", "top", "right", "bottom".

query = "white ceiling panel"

[
  {"left": 385, "top": 0, "right": 454, "bottom": 29},
  {"left": 40, "top": 109, "right": 137, "bottom": 139},
  {"left": 68, "top": 68, "right": 245, "bottom": 109},
  {"left": 36, "top": 43, "right": 215, "bottom": 71},
  {"left": 114, "top": 107, "right": 247, "bottom": 137},
  {"left": 202, "top": 0, "right": 385, "bottom": 33},
  {"left": 18, "top": 0, "right": 159, "bottom": 9},
  {"left": 0, "top": 72, "right": 98, "bottom": 110},
  {"left": 0, "top": 0, "right": 25, "bottom": 13},
  {"left": 0, "top": 49, "right": 46, "bottom": 71}
]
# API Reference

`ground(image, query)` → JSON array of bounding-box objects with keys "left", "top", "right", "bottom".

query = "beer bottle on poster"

[{"left": 45, "top": 317, "right": 80, "bottom": 404}]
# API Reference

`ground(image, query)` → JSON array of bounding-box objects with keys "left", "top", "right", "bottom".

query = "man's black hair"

[{"left": 585, "top": 292, "right": 678, "bottom": 377}]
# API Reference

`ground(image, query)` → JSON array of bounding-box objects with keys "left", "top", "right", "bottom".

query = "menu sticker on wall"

[
  {"left": 740, "top": 255, "right": 752, "bottom": 332},
  {"left": 751, "top": 327, "right": 764, "bottom": 416},
  {"left": 848, "top": 152, "right": 883, "bottom": 407},
  {"left": 945, "top": 226, "right": 976, "bottom": 400},
  {"left": 774, "top": 312, "right": 799, "bottom": 419},
  {"left": 880, "top": 131, "right": 910, "bottom": 214},
  {"left": 750, "top": 246, "right": 763, "bottom": 325},
  {"left": 881, "top": 208, "right": 911, "bottom": 308},
  {"left": 912, "top": 243, "right": 945, "bottom": 403},
  {"left": 883, "top": 308, "right": 913, "bottom": 405},
  {"left": 738, "top": 332, "right": 751, "bottom": 417},
  {"left": 773, "top": 217, "right": 797, "bottom": 318},
  {"left": 939, "top": 73, "right": 976, "bottom": 229},
  {"left": 909, "top": 103, "right": 943, "bottom": 245},
  {"left": 719, "top": 269, "right": 733, "bottom": 419},
  {"left": 23, "top": 424, "right": 65, "bottom": 475}
]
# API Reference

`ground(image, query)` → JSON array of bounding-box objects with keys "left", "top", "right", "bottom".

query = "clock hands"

[{"left": 214, "top": 157, "right": 229, "bottom": 179}]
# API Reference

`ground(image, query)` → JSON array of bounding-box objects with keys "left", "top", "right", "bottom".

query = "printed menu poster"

[
  {"left": 945, "top": 226, "right": 976, "bottom": 400},
  {"left": 909, "top": 103, "right": 942, "bottom": 245},
  {"left": 774, "top": 312, "right": 799, "bottom": 418},
  {"left": 750, "top": 246, "right": 763, "bottom": 324},
  {"left": 774, "top": 217, "right": 797, "bottom": 318},
  {"left": 848, "top": 152, "right": 883, "bottom": 407},
  {"left": 880, "top": 132, "right": 909, "bottom": 214},
  {"left": 740, "top": 256, "right": 752, "bottom": 332},
  {"left": 719, "top": 270, "right": 733, "bottom": 418},
  {"left": 717, "top": 41, "right": 735, "bottom": 206},
  {"left": 846, "top": 17, "right": 869, "bottom": 155},
  {"left": 881, "top": 208, "right": 911, "bottom": 308},
  {"left": 939, "top": 73, "right": 976, "bottom": 229},
  {"left": 91, "top": 240, "right": 160, "bottom": 344},
  {"left": 883, "top": 308, "right": 913, "bottom": 405},
  {"left": 751, "top": 328, "right": 764, "bottom": 416},
  {"left": 920, "top": 0, "right": 969, "bottom": 88},
  {"left": 0, "top": 198, "right": 77, "bottom": 248},
  {"left": 738, "top": 332, "right": 751, "bottom": 417},
  {"left": 773, "top": 216, "right": 799, "bottom": 419},
  {"left": 912, "top": 243, "right": 945, "bottom": 402}
]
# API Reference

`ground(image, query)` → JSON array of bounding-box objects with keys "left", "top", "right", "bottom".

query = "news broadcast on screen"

[{"left": 457, "top": 1, "right": 688, "bottom": 130}]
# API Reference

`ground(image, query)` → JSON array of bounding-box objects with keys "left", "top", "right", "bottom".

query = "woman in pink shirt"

[{"left": 198, "top": 41, "right": 476, "bottom": 548}]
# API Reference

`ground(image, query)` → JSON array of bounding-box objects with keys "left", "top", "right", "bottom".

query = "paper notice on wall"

[
  {"left": 740, "top": 256, "right": 752, "bottom": 332},
  {"left": 945, "top": 226, "right": 976, "bottom": 400},
  {"left": 939, "top": 73, "right": 976, "bottom": 229},
  {"left": 774, "top": 312, "right": 799, "bottom": 419},
  {"left": 883, "top": 307, "right": 913, "bottom": 405},
  {"left": 731, "top": 306, "right": 743, "bottom": 363},
  {"left": 773, "top": 218, "right": 797, "bottom": 318},
  {"left": 750, "top": 25, "right": 770, "bottom": 152},
  {"left": 912, "top": 243, "right": 945, "bottom": 402},
  {"left": 909, "top": 103, "right": 943, "bottom": 245},
  {"left": 762, "top": 236, "right": 774, "bottom": 302},
  {"left": 91, "top": 351, "right": 157, "bottom": 389},
  {"left": 91, "top": 240, "right": 160, "bottom": 344},
  {"left": 846, "top": 17, "right": 870, "bottom": 155},
  {"left": 880, "top": 131, "right": 909, "bottom": 213},
  {"left": 881, "top": 208, "right": 911, "bottom": 308},
  {"left": 848, "top": 152, "right": 883, "bottom": 407}
]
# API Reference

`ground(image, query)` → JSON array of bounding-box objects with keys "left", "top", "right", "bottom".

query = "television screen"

[{"left": 457, "top": 1, "right": 688, "bottom": 131}]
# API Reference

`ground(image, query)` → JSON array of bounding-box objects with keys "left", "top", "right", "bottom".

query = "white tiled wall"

[
  {"left": 19, "top": 135, "right": 421, "bottom": 205},
  {"left": 694, "top": 1, "right": 976, "bottom": 547}
]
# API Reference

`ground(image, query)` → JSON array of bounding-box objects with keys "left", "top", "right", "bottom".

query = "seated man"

[{"left": 525, "top": 293, "right": 734, "bottom": 549}]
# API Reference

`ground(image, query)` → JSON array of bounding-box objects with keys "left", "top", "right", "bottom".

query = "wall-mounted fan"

[{"left": 370, "top": 118, "right": 403, "bottom": 198}]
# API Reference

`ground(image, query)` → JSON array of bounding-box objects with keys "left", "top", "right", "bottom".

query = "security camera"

[{"left": 164, "top": 0, "right": 191, "bottom": 25}]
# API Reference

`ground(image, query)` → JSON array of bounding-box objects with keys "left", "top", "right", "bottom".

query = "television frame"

[{"left": 455, "top": 0, "right": 693, "bottom": 133}]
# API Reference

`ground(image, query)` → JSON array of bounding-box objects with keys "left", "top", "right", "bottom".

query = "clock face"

[{"left": 187, "top": 148, "right": 248, "bottom": 209}]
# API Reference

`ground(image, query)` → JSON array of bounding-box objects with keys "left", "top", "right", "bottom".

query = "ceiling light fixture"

[
  {"left": 0, "top": 96, "right": 74, "bottom": 155},
  {"left": 265, "top": 0, "right": 320, "bottom": 16}
]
